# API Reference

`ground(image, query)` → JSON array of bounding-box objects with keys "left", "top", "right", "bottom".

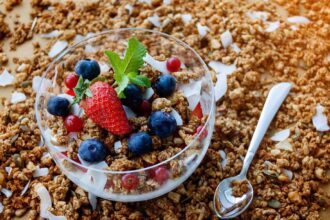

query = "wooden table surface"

[{"left": 0, "top": 1, "right": 329, "bottom": 219}]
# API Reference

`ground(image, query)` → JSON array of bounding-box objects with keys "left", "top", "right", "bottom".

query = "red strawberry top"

[{"left": 80, "top": 81, "right": 131, "bottom": 135}]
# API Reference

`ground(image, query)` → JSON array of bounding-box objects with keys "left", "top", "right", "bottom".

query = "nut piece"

[
  {"left": 152, "top": 98, "right": 172, "bottom": 111},
  {"left": 288, "top": 191, "right": 302, "bottom": 204}
]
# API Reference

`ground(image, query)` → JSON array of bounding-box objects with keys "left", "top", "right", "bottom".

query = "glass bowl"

[{"left": 35, "top": 28, "right": 215, "bottom": 202}]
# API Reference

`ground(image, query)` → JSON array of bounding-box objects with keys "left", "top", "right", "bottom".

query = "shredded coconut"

[
  {"left": 0, "top": 69, "right": 15, "bottom": 86},
  {"left": 265, "top": 21, "right": 280, "bottom": 32},
  {"left": 270, "top": 129, "right": 290, "bottom": 142},
  {"left": 11, "top": 92, "right": 27, "bottom": 104},
  {"left": 312, "top": 104, "right": 330, "bottom": 131},
  {"left": 181, "top": 14, "right": 192, "bottom": 24},
  {"left": 196, "top": 23, "right": 209, "bottom": 37},
  {"left": 220, "top": 30, "right": 233, "bottom": 49},
  {"left": 48, "top": 40, "right": 68, "bottom": 58},
  {"left": 287, "top": 16, "right": 310, "bottom": 24},
  {"left": 148, "top": 15, "right": 161, "bottom": 28}
]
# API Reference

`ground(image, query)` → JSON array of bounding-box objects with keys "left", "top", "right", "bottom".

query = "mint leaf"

[
  {"left": 115, "top": 75, "right": 129, "bottom": 99},
  {"left": 73, "top": 76, "right": 92, "bottom": 104},
  {"left": 105, "top": 51, "right": 124, "bottom": 82},
  {"left": 122, "top": 38, "right": 147, "bottom": 74},
  {"left": 129, "top": 74, "right": 151, "bottom": 87}
]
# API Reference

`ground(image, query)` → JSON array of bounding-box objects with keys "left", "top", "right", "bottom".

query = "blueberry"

[
  {"left": 75, "top": 59, "right": 100, "bottom": 80},
  {"left": 78, "top": 139, "right": 107, "bottom": 162},
  {"left": 122, "top": 84, "right": 143, "bottom": 110},
  {"left": 154, "top": 74, "right": 176, "bottom": 97},
  {"left": 128, "top": 132, "right": 153, "bottom": 156},
  {"left": 148, "top": 111, "right": 177, "bottom": 138},
  {"left": 47, "top": 96, "right": 70, "bottom": 117}
]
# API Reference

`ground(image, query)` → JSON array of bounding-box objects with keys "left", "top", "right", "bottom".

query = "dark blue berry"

[
  {"left": 75, "top": 59, "right": 100, "bottom": 80},
  {"left": 78, "top": 139, "right": 107, "bottom": 162},
  {"left": 154, "top": 74, "right": 176, "bottom": 97},
  {"left": 47, "top": 96, "right": 70, "bottom": 117},
  {"left": 148, "top": 111, "right": 177, "bottom": 138},
  {"left": 122, "top": 84, "right": 143, "bottom": 110},
  {"left": 128, "top": 132, "right": 153, "bottom": 156}
]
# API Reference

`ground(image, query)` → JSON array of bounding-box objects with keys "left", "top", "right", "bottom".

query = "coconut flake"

[
  {"left": 184, "top": 153, "right": 198, "bottom": 167},
  {"left": 275, "top": 139, "right": 293, "bottom": 151},
  {"left": 5, "top": 167, "right": 12, "bottom": 175},
  {"left": 218, "top": 150, "right": 227, "bottom": 169},
  {"left": 124, "top": 4, "right": 133, "bottom": 14},
  {"left": 1, "top": 188, "right": 12, "bottom": 198},
  {"left": 246, "top": 11, "right": 269, "bottom": 21},
  {"left": 326, "top": 54, "right": 330, "bottom": 61},
  {"left": 287, "top": 16, "right": 310, "bottom": 24},
  {"left": 163, "top": 0, "right": 171, "bottom": 4},
  {"left": 290, "top": 25, "right": 299, "bottom": 31},
  {"left": 170, "top": 108, "right": 183, "bottom": 126},
  {"left": 186, "top": 93, "right": 201, "bottom": 111},
  {"left": 209, "top": 61, "right": 237, "bottom": 75},
  {"left": 0, "top": 202, "right": 3, "bottom": 214},
  {"left": 21, "top": 180, "right": 31, "bottom": 196},
  {"left": 214, "top": 73, "right": 227, "bottom": 102},
  {"left": 220, "top": 30, "right": 233, "bottom": 49},
  {"left": 282, "top": 169, "right": 293, "bottom": 181},
  {"left": 196, "top": 23, "right": 209, "bottom": 37},
  {"left": 143, "top": 87, "right": 154, "bottom": 100},
  {"left": 178, "top": 80, "right": 202, "bottom": 98},
  {"left": 0, "top": 69, "right": 15, "bottom": 86},
  {"left": 270, "top": 129, "right": 290, "bottom": 142},
  {"left": 123, "top": 106, "right": 136, "bottom": 119},
  {"left": 99, "top": 63, "right": 110, "bottom": 73},
  {"left": 265, "top": 21, "right": 280, "bottom": 32},
  {"left": 312, "top": 104, "right": 330, "bottom": 131},
  {"left": 35, "top": 184, "right": 67, "bottom": 220},
  {"left": 270, "top": 149, "right": 281, "bottom": 156},
  {"left": 40, "top": 30, "right": 61, "bottom": 38},
  {"left": 44, "top": 129, "right": 68, "bottom": 152},
  {"left": 31, "top": 17, "right": 38, "bottom": 32},
  {"left": 74, "top": 34, "right": 84, "bottom": 44},
  {"left": 143, "top": 54, "right": 169, "bottom": 74},
  {"left": 181, "top": 14, "right": 192, "bottom": 24},
  {"left": 17, "top": 63, "right": 27, "bottom": 72},
  {"left": 85, "top": 44, "right": 97, "bottom": 53},
  {"left": 33, "top": 167, "right": 49, "bottom": 177},
  {"left": 230, "top": 43, "right": 241, "bottom": 53},
  {"left": 11, "top": 92, "right": 26, "bottom": 104},
  {"left": 148, "top": 15, "right": 161, "bottom": 28},
  {"left": 138, "top": 0, "right": 151, "bottom": 4},
  {"left": 88, "top": 193, "right": 97, "bottom": 210},
  {"left": 32, "top": 76, "right": 52, "bottom": 93},
  {"left": 49, "top": 40, "right": 68, "bottom": 58},
  {"left": 114, "top": 141, "right": 122, "bottom": 153}
]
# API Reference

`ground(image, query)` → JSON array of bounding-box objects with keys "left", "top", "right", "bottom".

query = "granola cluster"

[{"left": 0, "top": 0, "right": 329, "bottom": 219}]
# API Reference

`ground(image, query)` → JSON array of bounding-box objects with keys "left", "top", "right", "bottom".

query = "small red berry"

[
  {"left": 195, "top": 125, "right": 207, "bottom": 141},
  {"left": 65, "top": 73, "right": 79, "bottom": 89},
  {"left": 105, "top": 179, "right": 114, "bottom": 189},
  {"left": 121, "top": 173, "right": 139, "bottom": 190},
  {"left": 166, "top": 57, "right": 181, "bottom": 72},
  {"left": 138, "top": 100, "right": 151, "bottom": 116},
  {"left": 154, "top": 166, "right": 169, "bottom": 184},
  {"left": 66, "top": 89, "right": 75, "bottom": 96},
  {"left": 64, "top": 115, "right": 84, "bottom": 132}
]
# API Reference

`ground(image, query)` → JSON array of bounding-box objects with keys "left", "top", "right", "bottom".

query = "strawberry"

[
  {"left": 73, "top": 77, "right": 131, "bottom": 135},
  {"left": 190, "top": 102, "right": 203, "bottom": 119}
]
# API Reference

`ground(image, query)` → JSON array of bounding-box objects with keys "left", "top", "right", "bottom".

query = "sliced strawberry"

[{"left": 190, "top": 102, "right": 203, "bottom": 119}]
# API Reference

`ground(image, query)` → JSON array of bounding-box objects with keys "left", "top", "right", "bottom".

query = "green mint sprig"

[
  {"left": 105, "top": 37, "right": 150, "bottom": 98},
  {"left": 72, "top": 76, "right": 93, "bottom": 105}
]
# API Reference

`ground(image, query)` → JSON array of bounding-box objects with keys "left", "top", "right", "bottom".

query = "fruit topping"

[
  {"left": 47, "top": 96, "right": 70, "bottom": 117},
  {"left": 154, "top": 74, "right": 177, "bottom": 97},
  {"left": 66, "top": 89, "right": 75, "bottom": 96},
  {"left": 74, "top": 79, "right": 131, "bottom": 135},
  {"left": 137, "top": 99, "right": 152, "bottom": 116},
  {"left": 75, "top": 59, "right": 100, "bottom": 80},
  {"left": 65, "top": 73, "right": 79, "bottom": 89},
  {"left": 128, "top": 132, "right": 153, "bottom": 155},
  {"left": 148, "top": 111, "right": 177, "bottom": 138},
  {"left": 78, "top": 139, "right": 107, "bottom": 162},
  {"left": 154, "top": 166, "right": 170, "bottom": 184},
  {"left": 195, "top": 125, "right": 208, "bottom": 141},
  {"left": 64, "top": 115, "right": 84, "bottom": 132},
  {"left": 122, "top": 84, "right": 143, "bottom": 110},
  {"left": 190, "top": 102, "right": 203, "bottom": 119},
  {"left": 166, "top": 57, "right": 181, "bottom": 72},
  {"left": 121, "top": 173, "right": 139, "bottom": 190}
]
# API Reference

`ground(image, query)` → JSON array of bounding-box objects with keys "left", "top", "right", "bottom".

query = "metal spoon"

[{"left": 213, "top": 82, "right": 292, "bottom": 219}]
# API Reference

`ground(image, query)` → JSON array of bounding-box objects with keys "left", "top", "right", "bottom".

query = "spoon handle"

[{"left": 239, "top": 82, "right": 292, "bottom": 177}]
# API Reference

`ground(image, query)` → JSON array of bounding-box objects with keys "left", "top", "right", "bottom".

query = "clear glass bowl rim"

[{"left": 35, "top": 27, "right": 215, "bottom": 175}]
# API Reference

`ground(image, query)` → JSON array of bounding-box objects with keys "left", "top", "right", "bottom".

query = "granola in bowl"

[{"left": 35, "top": 29, "right": 216, "bottom": 201}]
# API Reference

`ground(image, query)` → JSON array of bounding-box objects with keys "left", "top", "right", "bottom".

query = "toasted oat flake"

[
  {"left": 230, "top": 43, "right": 241, "bottom": 53},
  {"left": 275, "top": 139, "right": 293, "bottom": 151},
  {"left": 246, "top": 11, "right": 269, "bottom": 21},
  {"left": 21, "top": 180, "right": 31, "bottom": 196},
  {"left": 287, "top": 16, "right": 310, "bottom": 24},
  {"left": 209, "top": 61, "right": 237, "bottom": 75},
  {"left": 312, "top": 104, "right": 330, "bottom": 131},
  {"left": 48, "top": 40, "right": 68, "bottom": 58},
  {"left": 124, "top": 4, "right": 133, "bottom": 15},
  {"left": 196, "top": 23, "right": 209, "bottom": 37},
  {"left": 265, "top": 21, "right": 280, "bottom": 32},
  {"left": 40, "top": 30, "right": 61, "bottom": 38},
  {"left": 181, "top": 14, "right": 192, "bottom": 24},
  {"left": 88, "top": 193, "right": 97, "bottom": 210},
  {"left": 0, "top": 69, "right": 15, "bottom": 86},
  {"left": 33, "top": 167, "right": 49, "bottom": 177},
  {"left": 11, "top": 92, "right": 27, "bottom": 104},
  {"left": 270, "top": 129, "right": 290, "bottom": 142},
  {"left": 148, "top": 15, "right": 161, "bottom": 28},
  {"left": 170, "top": 108, "right": 183, "bottom": 126},
  {"left": 220, "top": 30, "right": 233, "bottom": 49},
  {"left": 1, "top": 188, "right": 12, "bottom": 198}
]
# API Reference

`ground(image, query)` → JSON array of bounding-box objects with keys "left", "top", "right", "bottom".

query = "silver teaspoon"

[{"left": 213, "top": 82, "right": 292, "bottom": 219}]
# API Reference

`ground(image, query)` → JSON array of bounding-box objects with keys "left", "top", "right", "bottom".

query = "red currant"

[
  {"left": 138, "top": 100, "right": 151, "bottom": 116},
  {"left": 64, "top": 115, "right": 83, "bottom": 132},
  {"left": 154, "top": 166, "right": 169, "bottom": 184},
  {"left": 121, "top": 173, "right": 139, "bottom": 190},
  {"left": 166, "top": 57, "right": 181, "bottom": 72},
  {"left": 66, "top": 89, "right": 75, "bottom": 96},
  {"left": 195, "top": 125, "right": 207, "bottom": 141},
  {"left": 65, "top": 73, "right": 79, "bottom": 89},
  {"left": 105, "top": 179, "right": 114, "bottom": 189}
]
